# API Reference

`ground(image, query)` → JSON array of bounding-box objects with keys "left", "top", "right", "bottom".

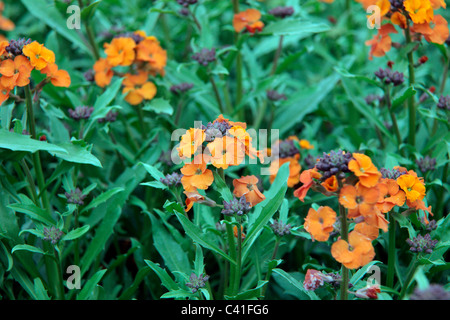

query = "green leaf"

[
  {"left": 0, "top": 130, "right": 67, "bottom": 154},
  {"left": 392, "top": 86, "right": 416, "bottom": 111},
  {"left": 49, "top": 140, "right": 102, "bottom": 168},
  {"left": 77, "top": 269, "right": 107, "bottom": 300},
  {"left": 392, "top": 212, "right": 416, "bottom": 238},
  {"left": 62, "top": 225, "right": 90, "bottom": 241},
  {"left": 81, "top": 0, "right": 101, "bottom": 21},
  {"left": 142, "top": 98, "right": 174, "bottom": 115},
  {"left": 261, "top": 19, "right": 330, "bottom": 36},
  {"left": 34, "top": 278, "right": 51, "bottom": 300},
  {"left": 173, "top": 210, "right": 235, "bottom": 265},
  {"left": 272, "top": 268, "right": 319, "bottom": 300},
  {"left": 212, "top": 170, "right": 233, "bottom": 202},
  {"left": 8, "top": 202, "right": 56, "bottom": 226},
  {"left": 144, "top": 260, "right": 179, "bottom": 292},
  {"left": 11, "top": 244, "right": 46, "bottom": 255},
  {"left": 148, "top": 213, "right": 191, "bottom": 276},
  {"left": 225, "top": 280, "right": 268, "bottom": 300},
  {"left": 80, "top": 187, "right": 124, "bottom": 214}
]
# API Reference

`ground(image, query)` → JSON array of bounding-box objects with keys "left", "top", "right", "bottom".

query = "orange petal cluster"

[
  {"left": 0, "top": 40, "right": 70, "bottom": 106},
  {"left": 92, "top": 31, "right": 166, "bottom": 105},
  {"left": 233, "top": 9, "right": 264, "bottom": 34}
]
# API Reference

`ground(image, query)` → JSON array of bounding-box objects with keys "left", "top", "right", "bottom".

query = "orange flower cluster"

[
  {"left": 92, "top": 31, "right": 166, "bottom": 105},
  {"left": 0, "top": 40, "right": 70, "bottom": 105},
  {"left": 298, "top": 151, "right": 432, "bottom": 269},
  {"left": 269, "top": 136, "right": 314, "bottom": 188},
  {"left": 233, "top": 9, "right": 264, "bottom": 34},
  {"left": 177, "top": 115, "right": 265, "bottom": 211},
  {"left": 360, "top": 0, "right": 449, "bottom": 59}
]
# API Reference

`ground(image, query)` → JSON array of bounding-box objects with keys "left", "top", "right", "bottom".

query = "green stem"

[
  {"left": 387, "top": 213, "right": 396, "bottom": 288},
  {"left": 19, "top": 160, "right": 38, "bottom": 204},
  {"left": 385, "top": 86, "right": 403, "bottom": 152},
  {"left": 399, "top": 256, "right": 419, "bottom": 299},
  {"left": 25, "top": 85, "right": 50, "bottom": 212},
  {"left": 137, "top": 104, "right": 148, "bottom": 139},
  {"left": 233, "top": 216, "right": 242, "bottom": 296},
  {"left": 53, "top": 247, "right": 66, "bottom": 300},
  {"left": 224, "top": 215, "right": 236, "bottom": 296},
  {"left": 85, "top": 24, "right": 100, "bottom": 60},
  {"left": 209, "top": 75, "right": 225, "bottom": 114},
  {"left": 74, "top": 208, "right": 80, "bottom": 266},
  {"left": 339, "top": 202, "right": 349, "bottom": 300},
  {"left": 405, "top": 26, "right": 416, "bottom": 148},
  {"left": 270, "top": 36, "right": 284, "bottom": 75}
]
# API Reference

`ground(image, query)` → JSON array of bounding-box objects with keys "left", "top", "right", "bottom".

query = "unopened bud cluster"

[
  {"left": 186, "top": 273, "right": 209, "bottom": 293},
  {"left": 315, "top": 149, "right": 353, "bottom": 180},
  {"left": 221, "top": 196, "right": 252, "bottom": 216}
]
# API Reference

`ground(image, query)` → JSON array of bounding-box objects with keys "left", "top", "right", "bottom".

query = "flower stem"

[
  {"left": 339, "top": 202, "right": 349, "bottom": 300},
  {"left": 233, "top": 216, "right": 242, "bottom": 296},
  {"left": 24, "top": 85, "right": 50, "bottom": 212},
  {"left": 387, "top": 213, "right": 396, "bottom": 288},
  {"left": 385, "top": 86, "right": 404, "bottom": 154},
  {"left": 209, "top": 75, "right": 225, "bottom": 114},
  {"left": 405, "top": 25, "right": 416, "bottom": 148},
  {"left": 137, "top": 104, "right": 148, "bottom": 139},
  {"left": 85, "top": 23, "right": 100, "bottom": 60}
]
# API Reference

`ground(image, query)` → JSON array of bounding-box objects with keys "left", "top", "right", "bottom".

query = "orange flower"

[
  {"left": 376, "top": 178, "right": 406, "bottom": 213},
  {"left": 339, "top": 183, "right": 380, "bottom": 219},
  {"left": 184, "top": 190, "right": 205, "bottom": 212},
  {"left": 180, "top": 155, "right": 214, "bottom": 191},
  {"left": 397, "top": 174, "right": 426, "bottom": 202},
  {"left": 40, "top": 63, "right": 71, "bottom": 87},
  {"left": 406, "top": 199, "right": 433, "bottom": 223},
  {"left": 391, "top": 12, "right": 408, "bottom": 29},
  {"left": 354, "top": 222, "right": 379, "bottom": 241},
  {"left": 293, "top": 168, "right": 322, "bottom": 202},
  {"left": 304, "top": 206, "right": 337, "bottom": 242},
  {"left": 214, "top": 114, "right": 247, "bottom": 129},
  {"left": 365, "top": 23, "right": 398, "bottom": 60},
  {"left": 348, "top": 153, "right": 381, "bottom": 188},
  {"left": 122, "top": 71, "right": 157, "bottom": 105},
  {"left": 136, "top": 37, "right": 167, "bottom": 76},
  {"left": 228, "top": 125, "right": 263, "bottom": 163},
  {"left": 0, "top": 82, "right": 9, "bottom": 105},
  {"left": 404, "top": 0, "right": 434, "bottom": 24},
  {"left": 321, "top": 175, "right": 338, "bottom": 192},
  {"left": 22, "top": 41, "right": 55, "bottom": 71},
  {"left": 412, "top": 15, "right": 449, "bottom": 44},
  {"left": 233, "top": 9, "right": 264, "bottom": 34},
  {"left": 177, "top": 128, "right": 206, "bottom": 159},
  {"left": 269, "top": 156, "right": 301, "bottom": 187},
  {"left": 233, "top": 175, "right": 265, "bottom": 206},
  {"left": 104, "top": 37, "right": 136, "bottom": 67},
  {"left": 93, "top": 58, "right": 113, "bottom": 88},
  {"left": 331, "top": 231, "right": 375, "bottom": 269},
  {"left": 0, "top": 55, "right": 33, "bottom": 89},
  {"left": 206, "top": 136, "right": 245, "bottom": 169}
]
